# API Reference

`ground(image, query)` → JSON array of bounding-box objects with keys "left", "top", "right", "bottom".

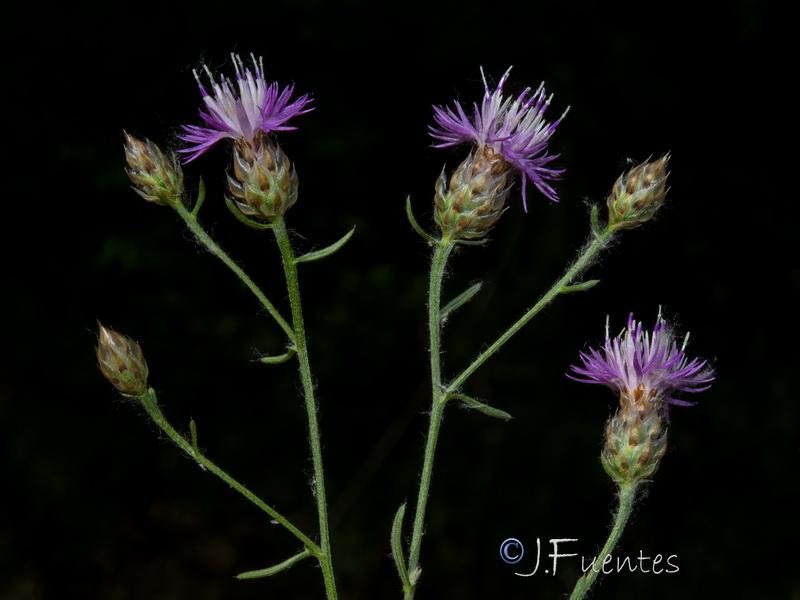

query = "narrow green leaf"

[
  {"left": 590, "top": 204, "right": 602, "bottom": 237},
  {"left": 224, "top": 196, "right": 274, "bottom": 230},
  {"left": 441, "top": 282, "right": 482, "bottom": 321},
  {"left": 236, "top": 549, "right": 313, "bottom": 579},
  {"left": 190, "top": 179, "right": 206, "bottom": 217},
  {"left": 561, "top": 279, "right": 600, "bottom": 294},
  {"left": 446, "top": 393, "right": 513, "bottom": 420},
  {"left": 391, "top": 503, "right": 411, "bottom": 587},
  {"left": 189, "top": 419, "right": 199, "bottom": 456},
  {"left": 294, "top": 226, "right": 356, "bottom": 264},
  {"left": 406, "top": 196, "right": 438, "bottom": 244},
  {"left": 454, "top": 237, "right": 488, "bottom": 246},
  {"left": 259, "top": 346, "right": 297, "bottom": 364}
]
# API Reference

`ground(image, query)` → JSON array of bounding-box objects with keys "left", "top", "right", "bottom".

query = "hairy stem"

[
  {"left": 405, "top": 240, "right": 455, "bottom": 599},
  {"left": 173, "top": 202, "right": 296, "bottom": 342},
  {"left": 569, "top": 481, "right": 638, "bottom": 600},
  {"left": 139, "top": 388, "right": 320, "bottom": 552},
  {"left": 272, "top": 217, "right": 338, "bottom": 600},
  {"left": 447, "top": 225, "right": 615, "bottom": 393}
]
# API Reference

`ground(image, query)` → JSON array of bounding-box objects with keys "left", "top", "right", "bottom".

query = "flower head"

[
  {"left": 96, "top": 322, "right": 150, "bottom": 397},
  {"left": 178, "top": 54, "right": 312, "bottom": 162},
  {"left": 124, "top": 133, "right": 184, "bottom": 206},
  {"left": 607, "top": 155, "right": 670, "bottom": 231},
  {"left": 430, "top": 67, "right": 567, "bottom": 211},
  {"left": 569, "top": 313, "right": 714, "bottom": 421}
]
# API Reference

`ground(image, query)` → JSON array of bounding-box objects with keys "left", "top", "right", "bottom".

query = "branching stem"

[{"left": 272, "top": 217, "right": 338, "bottom": 600}]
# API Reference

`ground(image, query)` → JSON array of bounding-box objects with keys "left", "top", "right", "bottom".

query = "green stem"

[
  {"left": 272, "top": 217, "right": 338, "bottom": 600},
  {"left": 405, "top": 240, "right": 456, "bottom": 599},
  {"left": 447, "top": 226, "right": 615, "bottom": 393},
  {"left": 139, "top": 388, "right": 320, "bottom": 553},
  {"left": 569, "top": 481, "right": 638, "bottom": 600},
  {"left": 173, "top": 202, "right": 296, "bottom": 343}
]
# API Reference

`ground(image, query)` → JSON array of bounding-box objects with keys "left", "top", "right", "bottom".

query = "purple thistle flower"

[
  {"left": 569, "top": 314, "right": 714, "bottom": 421},
  {"left": 430, "top": 67, "right": 568, "bottom": 211},
  {"left": 178, "top": 54, "right": 313, "bottom": 163}
]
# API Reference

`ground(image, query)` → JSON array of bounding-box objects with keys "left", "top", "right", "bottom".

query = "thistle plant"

[
  {"left": 567, "top": 314, "right": 713, "bottom": 600},
  {"left": 96, "top": 55, "right": 714, "bottom": 599}
]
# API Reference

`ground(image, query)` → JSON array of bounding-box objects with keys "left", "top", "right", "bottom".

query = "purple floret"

[
  {"left": 430, "top": 67, "right": 568, "bottom": 211},
  {"left": 569, "top": 314, "right": 714, "bottom": 420},
  {"left": 179, "top": 54, "right": 313, "bottom": 163}
]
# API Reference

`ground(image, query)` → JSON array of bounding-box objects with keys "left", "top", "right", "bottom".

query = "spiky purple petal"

[
  {"left": 569, "top": 314, "right": 714, "bottom": 420},
  {"left": 430, "top": 67, "right": 567, "bottom": 210},
  {"left": 178, "top": 54, "right": 313, "bottom": 163}
]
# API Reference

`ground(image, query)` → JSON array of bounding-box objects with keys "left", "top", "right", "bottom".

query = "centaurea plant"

[
  {"left": 97, "top": 55, "right": 712, "bottom": 600},
  {"left": 567, "top": 314, "right": 713, "bottom": 600}
]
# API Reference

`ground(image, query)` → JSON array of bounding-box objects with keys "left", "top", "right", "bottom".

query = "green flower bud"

[
  {"left": 96, "top": 322, "right": 149, "bottom": 397},
  {"left": 124, "top": 133, "right": 184, "bottom": 207},
  {"left": 606, "top": 154, "right": 669, "bottom": 231}
]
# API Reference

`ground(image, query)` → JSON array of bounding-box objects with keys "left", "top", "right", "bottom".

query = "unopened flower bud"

[
  {"left": 434, "top": 146, "right": 511, "bottom": 240},
  {"left": 96, "top": 322, "right": 149, "bottom": 396},
  {"left": 606, "top": 154, "right": 669, "bottom": 231},
  {"left": 228, "top": 136, "right": 298, "bottom": 220},
  {"left": 602, "top": 385, "right": 668, "bottom": 483},
  {"left": 124, "top": 133, "right": 184, "bottom": 206}
]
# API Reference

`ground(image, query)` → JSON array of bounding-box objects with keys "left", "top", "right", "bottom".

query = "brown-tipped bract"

[
  {"left": 434, "top": 146, "right": 511, "bottom": 240},
  {"left": 124, "top": 133, "right": 184, "bottom": 207},
  {"left": 96, "top": 323, "right": 149, "bottom": 396},
  {"left": 606, "top": 154, "right": 669, "bottom": 231},
  {"left": 228, "top": 135, "right": 298, "bottom": 220}
]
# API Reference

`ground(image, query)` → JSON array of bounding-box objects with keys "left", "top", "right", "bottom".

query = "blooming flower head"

[
  {"left": 569, "top": 314, "right": 714, "bottom": 421},
  {"left": 178, "top": 54, "right": 313, "bottom": 162},
  {"left": 430, "top": 67, "right": 568, "bottom": 211}
]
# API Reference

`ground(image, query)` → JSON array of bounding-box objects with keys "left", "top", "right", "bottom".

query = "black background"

[{"left": 3, "top": 1, "right": 796, "bottom": 599}]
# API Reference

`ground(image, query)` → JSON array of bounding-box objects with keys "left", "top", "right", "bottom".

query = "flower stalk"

[
  {"left": 271, "top": 216, "right": 338, "bottom": 600},
  {"left": 171, "top": 195, "right": 296, "bottom": 341},
  {"left": 447, "top": 222, "right": 615, "bottom": 394},
  {"left": 569, "top": 482, "right": 638, "bottom": 600},
  {"left": 404, "top": 239, "right": 455, "bottom": 598},
  {"left": 139, "top": 388, "right": 320, "bottom": 552}
]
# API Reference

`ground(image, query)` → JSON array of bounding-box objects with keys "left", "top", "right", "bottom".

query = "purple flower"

[
  {"left": 430, "top": 67, "right": 568, "bottom": 211},
  {"left": 179, "top": 54, "right": 313, "bottom": 163},
  {"left": 569, "top": 314, "right": 714, "bottom": 421}
]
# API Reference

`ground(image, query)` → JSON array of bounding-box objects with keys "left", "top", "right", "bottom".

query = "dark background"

[{"left": 3, "top": 1, "right": 796, "bottom": 599}]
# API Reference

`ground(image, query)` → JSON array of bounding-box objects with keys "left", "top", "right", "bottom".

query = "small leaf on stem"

[
  {"left": 441, "top": 282, "right": 483, "bottom": 321},
  {"left": 294, "top": 227, "right": 356, "bottom": 264},
  {"left": 406, "top": 196, "right": 438, "bottom": 244},
  {"left": 259, "top": 346, "right": 297, "bottom": 364},
  {"left": 445, "top": 393, "right": 513, "bottom": 420},
  {"left": 561, "top": 280, "right": 600, "bottom": 294},
  {"left": 236, "top": 549, "right": 314, "bottom": 579},
  {"left": 391, "top": 503, "right": 411, "bottom": 587}
]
